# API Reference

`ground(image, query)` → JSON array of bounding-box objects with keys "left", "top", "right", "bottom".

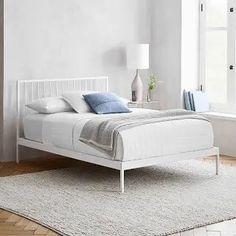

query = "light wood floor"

[
  {"left": 0, "top": 209, "right": 58, "bottom": 236},
  {"left": 0, "top": 155, "right": 236, "bottom": 236}
]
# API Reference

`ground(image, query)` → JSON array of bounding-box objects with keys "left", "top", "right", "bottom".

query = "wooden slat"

[
  {"left": 0, "top": 209, "right": 60, "bottom": 236},
  {"left": 0, "top": 230, "right": 35, "bottom": 235},
  {"left": 0, "top": 225, "right": 25, "bottom": 230},
  {"left": 46, "top": 231, "right": 59, "bottom": 236},
  {"left": 0, "top": 211, "right": 12, "bottom": 219},
  {"left": 16, "top": 218, "right": 31, "bottom": 226},
  {"left": 34, "top": 225, "right": 49, "bottom": 235},
  {"left": 24, "top": 221, "right": 41, "bottom": 231},
  {"left": 6, "top": 214, "right": 22, "bottom": 223}
]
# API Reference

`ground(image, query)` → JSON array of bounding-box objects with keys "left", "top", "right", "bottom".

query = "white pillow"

[
  {"left": 26, "top": 97, "right": 73, "bottom": 114},
  {"left": 62, "top": 90, "right": 96, "bottom": 113}
]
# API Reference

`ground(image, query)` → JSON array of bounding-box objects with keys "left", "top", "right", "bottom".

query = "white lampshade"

[{"left": 126, "top": 44, "right": 149, "bottom": 69}]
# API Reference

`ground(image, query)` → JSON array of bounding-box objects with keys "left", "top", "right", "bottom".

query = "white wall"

[
  {"left": 207, "top": 117, "right": 236, "bottom": 156},
  {"left": 3, "top": 0, "right": 152, "bottom": 161},
  {"left": 181, "top": 0, "right": 199, "bottom": 93},
  {"left": 151, "top": 0, "right": 199, "bottom": 109},
  {"left": 0, "top": 0, "right": 3, "bottom": 161},
  {"left": 151, "top": 0, "right": 182, "bottom": 109},
  {"left": 151, "top": 0, "right": 200, "bottom": 109}
]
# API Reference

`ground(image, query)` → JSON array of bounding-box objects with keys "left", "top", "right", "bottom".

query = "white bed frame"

[{"left": 16, "top": 77, "right": 220, "bottom": 193}]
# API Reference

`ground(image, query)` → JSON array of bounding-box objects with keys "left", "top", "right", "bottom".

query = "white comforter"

[{"left": 23, "top": 109, "right": 214, "bottom": 161}]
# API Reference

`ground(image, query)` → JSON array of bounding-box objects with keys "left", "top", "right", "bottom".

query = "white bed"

[
  {"left": 23, "top": 109, "right": 214, "bottom": 162},
  {"left": 17, "top": 77, "right": 220, "bottom": 193}
]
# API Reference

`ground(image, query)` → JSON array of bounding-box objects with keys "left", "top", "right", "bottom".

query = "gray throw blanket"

[{"left": 79, "top": 109, "right": 209, "bottom": 158}]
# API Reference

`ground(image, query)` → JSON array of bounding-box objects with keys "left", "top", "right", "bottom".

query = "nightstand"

[{"left": 128, "top": 101, "right": 160, "bottom": 110}]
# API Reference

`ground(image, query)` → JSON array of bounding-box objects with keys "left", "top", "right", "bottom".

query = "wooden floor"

[
  {"left": 0, "top": 209, "right": 58, "bottom": 236},
  {"left": 0, "top": 155, "right": 236, "bottom": 236}
]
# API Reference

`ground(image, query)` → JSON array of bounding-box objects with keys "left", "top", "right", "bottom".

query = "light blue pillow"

[{"left": 83, "top": 92, "right": 131, "bottom": 114}]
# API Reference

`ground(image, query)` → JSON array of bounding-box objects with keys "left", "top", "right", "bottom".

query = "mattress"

[
  {"left": 23, "top": 114, "right": 46, "bottom": 143},
  {"left": 23, "top": 109, "right": 214, "bottom": 161}
]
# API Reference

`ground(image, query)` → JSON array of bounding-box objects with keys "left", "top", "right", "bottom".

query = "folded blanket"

[{"left": 79, "top": 109, "right": 209, "bottom": 158}]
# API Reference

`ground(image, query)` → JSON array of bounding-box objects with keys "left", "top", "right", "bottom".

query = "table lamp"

[{"left": 126, "top": 44, "right": 149, "bottom": 102}]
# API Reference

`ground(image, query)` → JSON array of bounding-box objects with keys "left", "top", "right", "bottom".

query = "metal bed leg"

[
  {"left": 16, "top": 144, "right": 19, "bottom": 164},
  {"left": 216, "top": 152, "right": 220, "bottom": 175},
  {"left": 120, "top": 168, "right": 124, "bottom": 193}
]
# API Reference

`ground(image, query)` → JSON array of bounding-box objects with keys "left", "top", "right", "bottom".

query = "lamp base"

[{"left": 131, "top": 69, "right": 143, "bottom": 102}]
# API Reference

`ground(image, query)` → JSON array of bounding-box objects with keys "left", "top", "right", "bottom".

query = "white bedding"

[{"left": 23, "top": 109, "right": 214, "bottom": 161}]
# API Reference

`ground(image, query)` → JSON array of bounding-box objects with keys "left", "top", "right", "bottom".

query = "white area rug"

[{"left": 0, "top": 160, "right": 236, "bottom": 236}]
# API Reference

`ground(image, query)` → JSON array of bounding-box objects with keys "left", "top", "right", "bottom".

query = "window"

[{"left": 200, "top": 0, "right": 236, "bottom": 113}]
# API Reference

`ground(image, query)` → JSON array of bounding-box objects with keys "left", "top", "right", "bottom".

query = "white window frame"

[{"left": 199, "top": 0, "right": 236, "bottom": 113}]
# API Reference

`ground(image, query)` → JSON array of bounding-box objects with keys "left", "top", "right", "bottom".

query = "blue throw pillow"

[{"left": 83, "top": 92, "right": 131, "bottom": 114}]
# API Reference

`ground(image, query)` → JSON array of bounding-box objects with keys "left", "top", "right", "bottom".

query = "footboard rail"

[{"left": 17, "top": 138, "right": 220, "bottom": 193}]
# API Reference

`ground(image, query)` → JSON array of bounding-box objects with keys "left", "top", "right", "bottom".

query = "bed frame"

[{"left": 16, "top": 77, "right": 220, "bottom": 193}]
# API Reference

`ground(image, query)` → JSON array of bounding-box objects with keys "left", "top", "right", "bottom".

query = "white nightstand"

[{"left": 128, "top": 101, "right": 160, "bottom": 110}]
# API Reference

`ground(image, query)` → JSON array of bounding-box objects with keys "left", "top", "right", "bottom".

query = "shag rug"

[{"left": 0, "top": 160, "right": 236, "bottom": 236}]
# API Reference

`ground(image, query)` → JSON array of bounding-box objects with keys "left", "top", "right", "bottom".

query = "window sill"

[{"left": 201, "top": 111, "right": 236, "bottom": 121}]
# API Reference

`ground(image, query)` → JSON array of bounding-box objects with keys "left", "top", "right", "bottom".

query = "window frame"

[{"left": 199, "top": 0, "right": 236, "bottom": 113}]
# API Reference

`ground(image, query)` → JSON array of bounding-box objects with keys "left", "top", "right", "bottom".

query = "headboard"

[{"left": 16, "top": 76, "right": 108, "bottom": 137}]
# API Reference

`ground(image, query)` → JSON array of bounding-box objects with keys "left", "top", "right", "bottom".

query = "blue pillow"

[{"left": 83, "top": 92, "right": 131, "bottom": 114}]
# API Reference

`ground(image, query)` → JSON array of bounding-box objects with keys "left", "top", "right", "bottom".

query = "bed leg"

[
  {"left": 16, "top": 144, "right": 19, "bottom": 164},
  {"left": 120, "top": 168, "right": 124, "bottom": 193},
  {"left": 216, "top": 152, "right": 220, "bottom": 175}
]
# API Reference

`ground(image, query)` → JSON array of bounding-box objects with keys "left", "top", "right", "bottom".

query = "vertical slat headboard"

[{"left": 16, "top": 76, "right": 109, "bottom": 137}]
